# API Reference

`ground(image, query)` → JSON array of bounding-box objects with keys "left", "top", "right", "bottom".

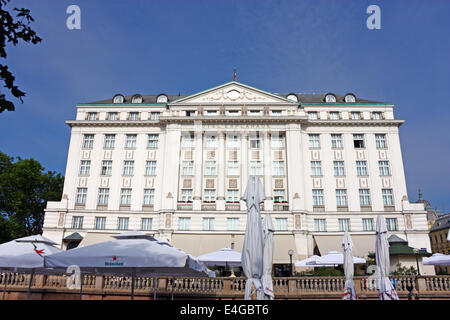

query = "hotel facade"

[{"left": 42, "top": 81, "right": 433, "bottom": 274}]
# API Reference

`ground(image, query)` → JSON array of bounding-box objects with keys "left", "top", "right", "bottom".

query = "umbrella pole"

[
  {"left": 131, "top": 269, "right": 136, "bottom": 300},
  {"left": 27, "top": 269, "right": 35, "bottom": 300},
  {"left": 153, "top": 276, "right": 157, "bottom": 300},
  {"left": 2, "top": 272, "right": 9, "bottom": 300}
]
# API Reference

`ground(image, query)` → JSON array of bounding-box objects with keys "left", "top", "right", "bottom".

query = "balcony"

[
  {"left": 2, "top": 273, "right": 449, "bottom": 300},
  {"left": 225, "top": 202, "right": 240, "bottom": 211},
  {"left": 273, "top": 202, "right": 289, "bottom": 211},
  {"left": 177, "top": 202, "right": 193, "bottom": 210},
  {"left": 201, "top": 203, "right": 216, "bottom": 211}
]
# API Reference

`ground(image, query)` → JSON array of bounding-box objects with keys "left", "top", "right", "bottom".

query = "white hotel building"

[{"left": 42, "top": 81, "right": 433, "bottom": 274}]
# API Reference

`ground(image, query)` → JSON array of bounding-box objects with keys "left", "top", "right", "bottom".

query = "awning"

[
  {"left": 313, "top": 235, "right": 376, "bottom": 258},
  {"left": 63, "top": 232, "right": 83, "bottom": 241},
  {"left": 171, "top": 233, "right": 296, "bottom": 264},
  {"left": 78, "top": 232, "right": 116, "bottom": 247}
]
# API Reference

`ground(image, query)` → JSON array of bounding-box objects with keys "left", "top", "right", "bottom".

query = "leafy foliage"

[
  {"left": 0, "top": 0, "right": 41, "bottom": 113},
  {"left": 296, "top": 267, "right": 344, "bottom": 277},
  {"left": 391, "top": 263, "right": 418, "bottom": 276},
  {"left": 0, "top": 151, "right": 63, "bottom": 242}
]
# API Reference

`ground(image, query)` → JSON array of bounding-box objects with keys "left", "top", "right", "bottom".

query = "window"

[
  {"left": 325, "top": 94, "right": 336, "bottom": 103},
  {"left": 250, "top": 135, "right": 261, "bottom": 148},
  {"left": 382, "top": 189, "right": 394, "bottom": 206},
  {"left": 147, "top": 134, "right": 159, "bottom": 149},
  {"left": 120, "top": 188, "right": 132, "bottom": 205},
  {"left": 98, "top": 188, "right": 109, "bottom": 205},
  {"left": 275, "top": 218, "right": 288, "bottom": 231},
  {"left": 373, "top": 112, "right": 383, "bottom": 120},
  {"left": 249, "top": 110, "right": 261, "bottom": 116},
  {"left": 178, "top": 217, "right": 191, "bottom": 230},
  {"left": 336, "top": 189, "right": 348, "bottom": 206},
  {"left": 353, "top": 134, "right": 365, "bottom": 148},
  {"left": 271, "top": 110, "right": 282, "bottom": 116},
  {"left": 338, "top": 218, "right": 350, "bottom": 232},
  {"left": 118, "top": 217, "right": 129, "bottom": 230},
  {"left": 309, "top": 134, "right": 320, "bottom": 148},
  {"left": 206, "top": 135, "right": 217, "bottom": 148},
  {"left": 345, "top": 94, "right": 356, "bottom": 103},
  {"left": 141, "top": 218, "right": 152, "bottom": 231},
  {"left": 273, "top": 161, "right": 285, "bottom": 176},
  {"left": 271, "top": 135, "right": 284, "bottom": 148},
  {"left": 203, "top": 218, "right": 215, "bottom": 231},
  {"left": 145, "top": 160, "right": 157, "bottom": 176},
  {"left": 204, "top": 189, "right": 216, "bottom": 202},
  {"left": 351, "top": 112, "right": 361, "bottom": 120},
  {"left": 125, "top": 134, "right": 137, "bottom": 148},
  {"left": 378, "top": 161, "right": 390, "bottom": 176},
  {"left": 205, "top": 161, "right": 216, "bottom": 176},
  {"left": 386, "top": 218, "right": 398, "bottom": 231},
  {"left": 312, "top": 189, "right": 324, "bottom": 206},
  {"left": 132, "top": 95, "right": 143, "bottom": 104},
  {"left": 150, "top": 112, "right": 160, "bottom": 121},
  {"left": 227, "top": 135, "right": 239, "bottom": 148},
  {"left": 227, "top": 218, "right": 239, "bottom": 230},
  {"left": 156, "top": 94, "right": 168, "bottom": 103},
  {"left": 227, "top": 161, "right": 239, "bottom": 176},
  {"left": 101, "top": 160, "right": 112, "bottom": 176},
  {"left": 72, "top": 216, "right": 84, "bottom": 229},
  {"left": 308, "top": 112, "right": 318, "bottom": 120},
  {"left": 123, "top": 160, "right": 134, "bottom": 176},
  {"left": 181, "top": 189, "right": 193, "bottom": 202},
  {"left": 333, "top": 161, "right": 345, "bottom": 176},
  {"left": 359, "top": 189, "right": 371, "bottom": 206},
  {"left": 329, "top": 112, "right": 339, "bottom": 120},
  {"left": 356, "top": 161, "right": 368, "bottom": 176},
  {"left": 314, "top": 219, "right": 326, "bottom": 232},
  {"left": 95, "top": 217, "right": 106, "bottom": 230},
  {"left": 375, "top": 134, "right": 387, "bottom": 149},
  {"left": 140, "top": 218, "right": 153, "bottom": 231},
  {"left": 79, "top": 160, "right": 91, "bottom": 176},
  {"left": 362, "top": 218, "right": 374, "bottom": 231},
  {"left": 87, "top": 112, "right": 97, "bottom": 121},
  {"left": 227, "top": 189, "right": 239, "bottom": 202},
  {"left": 205, "top": 110, "right": 217, "bottom": 116},
  {"left": 250, "top": 161, "right": 262, "bottom": 176},
  {"left": 310, "top": 161, "right": 322, "bottom": 176},
  {"left": 108, "top": 112, "right": 118, "bottom": 120},
  {"left": 182, "top": 161, "right": 194, "bottom": 176},
  {"left": 83, "top": 134, "right": 94, "bottom": 149},
  {"left": 104, "top": 134, "right": 115, "bottom": 149},
  {"left": 228, "top": 110, "right": 239, "bottom": 116},
  {"left": 76, "top": 188, "right": 87, "bottom": 204},
  {"left": 143, "top": 189, "right": 155, "bottom": 205},
  {"left": 113, "top": 95, "right": 124, "bottom": 104},
  {"left": 331, "top": 134, "right": 343, "bottom": 149},
  {"left": 274, "top": 189, "right": 285, "bottom": 202},
  {"left": 129, "top": 112, "right": 139, "bottom": 120},
  {"left": 183, "top": 135, "right": 195, "bottom": 148}
]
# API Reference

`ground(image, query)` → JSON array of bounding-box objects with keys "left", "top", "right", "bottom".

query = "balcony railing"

[{"left": 1, "top": 273, "right": 449, "bottom": 300}]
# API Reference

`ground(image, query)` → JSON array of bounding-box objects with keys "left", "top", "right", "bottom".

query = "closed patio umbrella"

[
  {"left": 375, "top": 215, "right": 399, "bottom": 300},
  {"left": 342, "top": 232, "right": 357, "bottom": 300},
  {"left": 241, "top": 176, "right": 265, "bottom": 300},
  {"left": 262, "top": 213, "right": 274, "bottom": 300}
]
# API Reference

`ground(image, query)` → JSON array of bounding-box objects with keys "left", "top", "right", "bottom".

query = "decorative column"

[
  {"left": 286, "top": 123, "right": 303, "bottom": 211},
  {"left": 193, "top": 131, "right": 203, "bottom": 211},
  {"left": 216, "top": 132, "right": 226, "bottom": 210},
  {"left": 240, "top": 132, "right": 249, "bottom": 211},
  {"left": 263, "top": 131, "right": 273, "bottom": 211}
]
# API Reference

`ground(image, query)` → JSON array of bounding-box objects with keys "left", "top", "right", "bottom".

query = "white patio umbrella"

[
  {"left": 342, "top": 232, "right": 357, "bottom": 300},
  {"left": 423, "top": 253, "right": 450, "bottom": 266},
  {"left": 241, "top": 176, "right": 265, "bottom": 300},
  {"left": 262, "top": 213, "right": 274, "bottom": 300},
  {"left": 44, "top": 232, "right": 214, "bottom": 299},
  {"left": 375, "top": 215, "right": 399, "bottom": 300},
  {"left": 295, "top": 255, "right": 337, "bottom": 267},
  {"left": 197, "top": 248, "right": 242, "bottom": 267},
  {"left": 310, "top": 251, "right": 366, "bottom": 265},
  {"left": 0, "top": 235, "right": 62, "bottom": 300}
]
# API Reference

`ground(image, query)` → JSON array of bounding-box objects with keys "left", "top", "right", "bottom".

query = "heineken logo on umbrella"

[{"left": 105, "top": 256, "right": 124, "bottom": 266}]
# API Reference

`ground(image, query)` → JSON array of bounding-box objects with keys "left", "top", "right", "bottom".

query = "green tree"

[
  {"left": 0, "top": 0, "right": 42, "bottom": 113},
  {"left": 0, "top": 151, "right": 63, "bottom": 241}
]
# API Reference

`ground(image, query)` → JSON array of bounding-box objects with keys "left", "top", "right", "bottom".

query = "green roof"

[
  {"left": 368, "top": 244, "right": 430, "bottom": 257},
  {"left": 63, "top": 232, "right": 83, "bottom": 241}
]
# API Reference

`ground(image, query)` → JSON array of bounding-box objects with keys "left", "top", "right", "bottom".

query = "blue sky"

[{"left": 0, "top": 0, "right": 449, "bottom": 211}]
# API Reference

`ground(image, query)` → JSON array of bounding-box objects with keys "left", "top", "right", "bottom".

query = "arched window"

[
  {"left": 156, "top": 94, "right": 168, "bottom": 103},
  {"left": 131, "top": 94, "right": 143, "bottom": 104},
  {"left": 113, "top": 94, "right": 124, "bottom": 104},
  {"left": 345, "top": 94, "right": 356, "bottom": 103},
  {"left": 325, "top": 93, "right": 337, "bottom": 103},
  {"left": 287, "top": 94, "right": 298, "bottom": 102}
]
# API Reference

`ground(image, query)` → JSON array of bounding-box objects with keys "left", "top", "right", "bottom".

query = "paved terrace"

[{"left": 1, "top": 273, "right": 449, "bottom": 300}]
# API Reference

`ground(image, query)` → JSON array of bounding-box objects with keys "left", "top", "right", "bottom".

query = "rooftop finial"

[
  {"left": 418, "top": 188, "right": 423, "bottom": 201},
  {"left": 233, "top": 67, "right": 237, "bottom": 81}
]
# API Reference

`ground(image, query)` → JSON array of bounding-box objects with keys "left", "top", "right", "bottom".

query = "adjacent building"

[
  {"left": 429, "top": 213, "right": 450, "bottom": 274},
  {"left": 42, "top": 81, "right": 434, "bottom": 274}
]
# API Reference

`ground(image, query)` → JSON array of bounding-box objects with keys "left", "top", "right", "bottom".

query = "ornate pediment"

[{"left": 171, "top": 82, "right": 295, "bottom": 105}]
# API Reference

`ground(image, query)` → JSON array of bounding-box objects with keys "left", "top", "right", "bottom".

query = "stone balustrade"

[{"left": 1, "top": 273, "right": 449, "bottom": 300}]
